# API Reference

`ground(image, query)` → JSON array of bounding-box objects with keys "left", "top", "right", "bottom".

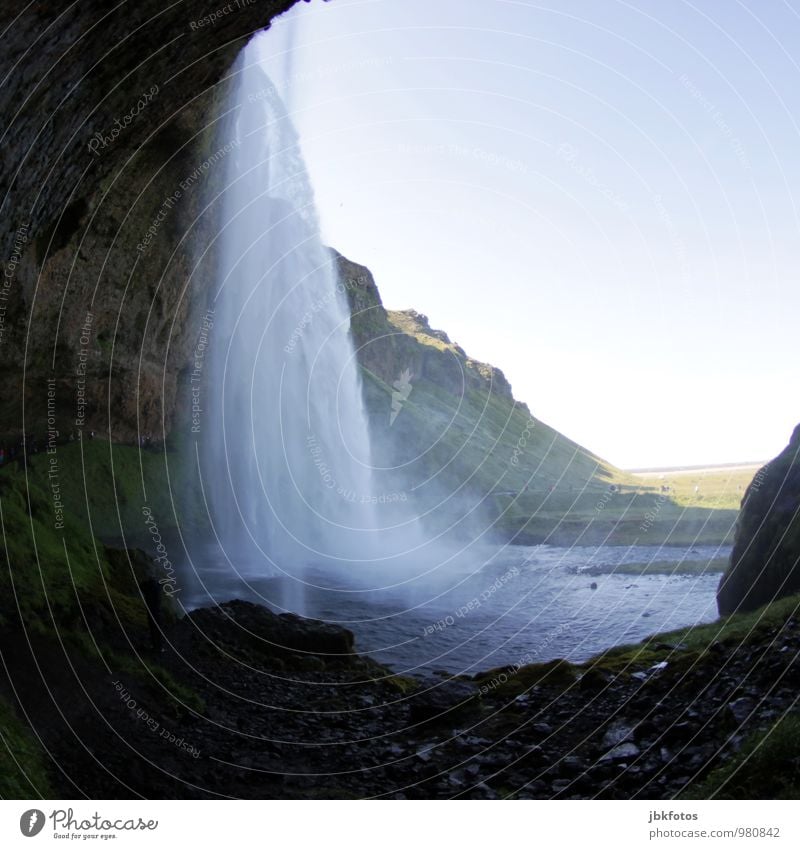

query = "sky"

[{"left": 254, "top": 0, "right": 800, "bottom": 469}]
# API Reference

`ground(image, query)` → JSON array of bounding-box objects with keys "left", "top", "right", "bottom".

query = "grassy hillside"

[
  {"left": 338, "top": 250, "right": 741, "bottom": 546},
  {"left": 0, "top": 439, "right": 205, "bottom": 796}
]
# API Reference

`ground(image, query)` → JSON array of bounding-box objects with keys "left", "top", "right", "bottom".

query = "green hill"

[{"left": 338, "top": 250, "right": 739, "bottom": 547}]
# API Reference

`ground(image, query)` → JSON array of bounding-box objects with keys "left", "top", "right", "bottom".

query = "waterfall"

[{"left": 200, "top": 43, "right": 380, "bottom": 610}]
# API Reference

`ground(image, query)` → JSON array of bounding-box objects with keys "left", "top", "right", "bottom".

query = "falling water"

[
  {"left": 185, "top": 39, "right": 721, "bottom": 669},
  {"left": 201, "top": 43, "right": 381, "bottom": 609}
]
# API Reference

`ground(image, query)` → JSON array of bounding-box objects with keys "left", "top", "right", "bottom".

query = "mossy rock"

[
  {"left": 384, "top": 675, "right": 419, "bottom": 695},
  {"left": 0, "top": 441, "right": 184, "bottom": 637}
]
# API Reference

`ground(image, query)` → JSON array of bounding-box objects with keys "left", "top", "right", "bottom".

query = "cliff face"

[
  {"left": 0, "top": 0, "right": 299, "bottom": 443},
  {"left": 336, "top": 251, "right": 615, "bottom": 503},
  {"left": 3, "top": 89, "right": 224, "bottom": 444},
  {"left": 718, "top": 425, "right": 800, "bottom": 615}
]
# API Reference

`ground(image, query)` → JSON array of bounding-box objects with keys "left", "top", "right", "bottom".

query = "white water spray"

[
  {"left": 202, "top": 43, "right": 382, "bottom": 608},
  {"left": 189, "top": 38, "right": 487, "bottom": 620}
]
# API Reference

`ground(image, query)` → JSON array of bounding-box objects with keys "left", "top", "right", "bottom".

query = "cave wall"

[{"left": 0, "top": 0, "right": 301, "bottom": 443}]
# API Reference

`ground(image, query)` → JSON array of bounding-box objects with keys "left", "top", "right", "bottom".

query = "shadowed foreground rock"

[
  {"left": 718, "top": 424, "right": 800, "bottom": 616},
  {"left": 5, "top": 594, "right": 798, "bottom": 799},
  {"left": 0, "top": 0, "right": 299, "bottom": 443}
]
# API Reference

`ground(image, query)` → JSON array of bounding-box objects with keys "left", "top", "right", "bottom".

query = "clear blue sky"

[{"left": 254, "top": 0, "right": 800, "bottom": 469}]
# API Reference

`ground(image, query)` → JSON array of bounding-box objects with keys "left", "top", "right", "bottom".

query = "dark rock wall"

[
  {"left": 0, "top": 0, "right": 299, "bottom": 442},
  {"left": 0, "top": 0, "right": 611, "bottom": 517},
  {"left": 718, "top": 425, "right": 800, "bottom": 615},
  {"left": 337, "top": 250, "right": 515, "bottom": 404}
]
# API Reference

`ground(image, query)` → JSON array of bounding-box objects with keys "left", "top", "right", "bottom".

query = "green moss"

[
  {"left": 0, "top": 694, "right": 54, "bottom": 798},
  {"left": 384, "top": 675, "right": 419, "bottom": 695},
  {"left": 0, "top": 439, "right": 198, "bottom": 633},
  {"left": 682, "top": 713, "right": 800, "bottom": 799},
  {"left": 589, "top": 592, "right": 800, "bottom": 675},
  {"left": 111, "top": 654, "right": 205, "bottom": 717},
  {"left": 0, "top": 472, "right": 111, "bottom": 631},
  {"left": 1, "top": 461, "right": 127, "bottom": 633},
  {"left": 654, "top": 592, "right": 800, "bottom": 655}
]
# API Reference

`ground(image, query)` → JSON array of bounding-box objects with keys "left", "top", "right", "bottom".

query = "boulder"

[
  {"left": 600, "top": 742, "right": 640, "bottom": 762},
  {"left": 717, "top": 425, "right": 800, "bottom": 615}
]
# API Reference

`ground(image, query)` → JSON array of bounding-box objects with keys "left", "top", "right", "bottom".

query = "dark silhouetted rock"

[
  {"left": 408, "top": 680, "right": 478, "bottom": 723},
  {"left": 718, "top": 425, "right": 800, "bottom": 615}
]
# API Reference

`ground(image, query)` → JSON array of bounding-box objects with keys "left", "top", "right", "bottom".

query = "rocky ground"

[{"left": 8, "top": 598, "right": 798, "bottom": 799}]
